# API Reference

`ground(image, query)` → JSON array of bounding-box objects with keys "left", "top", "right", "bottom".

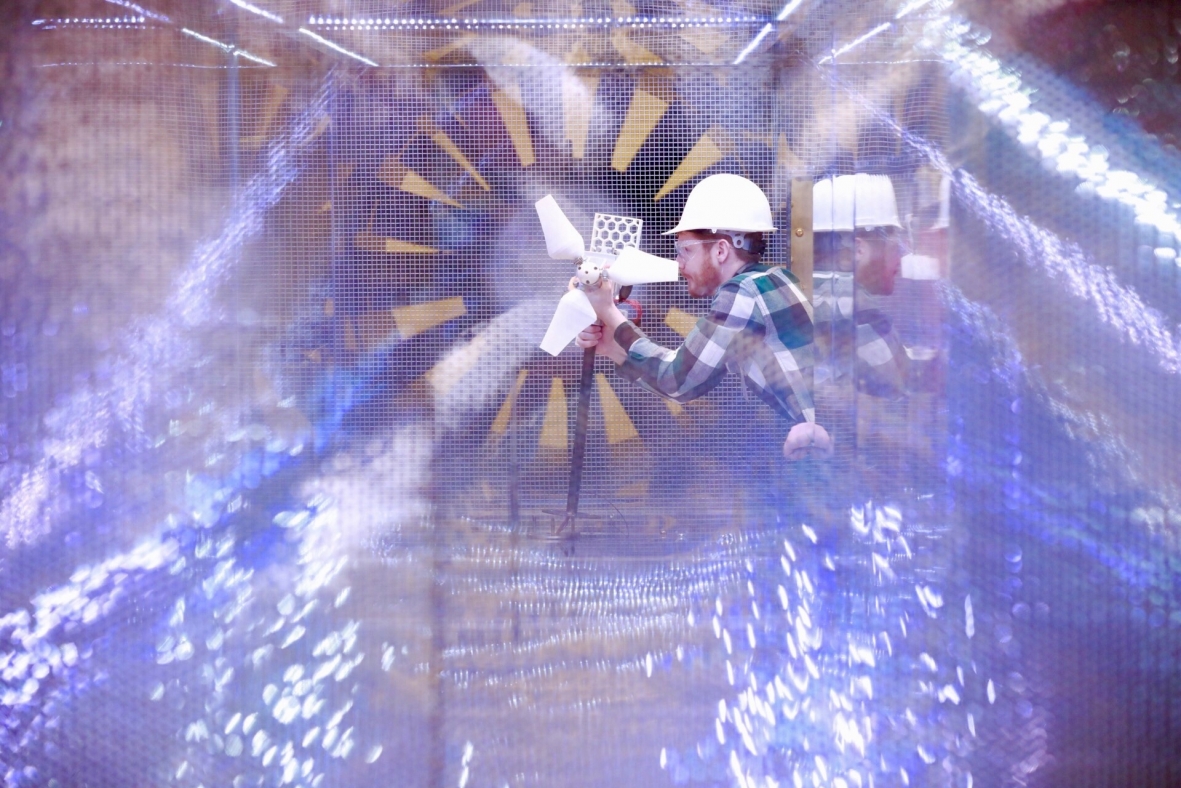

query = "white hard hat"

[
  {"left": 663, "top": 173, "right": 777, "bottom": 236},
  {"left": 853, "top": 174, "right": 902, "bottom": 230},
  {"left": 813, "top": 173, "right": 902, "bottom": 232},
  {"left": 813, "top": 176, "right": 856, "bottom": 232}
]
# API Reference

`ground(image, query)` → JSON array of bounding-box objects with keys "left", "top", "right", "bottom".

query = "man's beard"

[{"left": 687, "top": 266, "right": 723, "bottom": 298}]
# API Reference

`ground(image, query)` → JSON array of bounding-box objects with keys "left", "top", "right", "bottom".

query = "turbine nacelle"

[
  {"left": 574, "top": 252, "right": 614, "bottom": 287},
  {"left": 534, "top": 195, "right": 678, "bottom": 356}
]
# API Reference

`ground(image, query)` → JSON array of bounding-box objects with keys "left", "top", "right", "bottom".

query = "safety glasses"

[
  {"left": 861, "top": 229, "right": 912, "bottom": 257},
  {"left": 673, "top": 238, "right": 717, "bottom": 260}
]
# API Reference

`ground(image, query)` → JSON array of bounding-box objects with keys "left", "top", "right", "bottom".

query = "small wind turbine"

[
  {"left": 532, "top": 195, "right": 678, "bottom": 534},
  {"left": 535, "top": 195, "right": 678, "bottom": 355}
]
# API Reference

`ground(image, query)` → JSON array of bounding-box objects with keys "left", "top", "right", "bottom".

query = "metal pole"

[
  {"left": 560, "top": 345, "right": 597, "bottom": 532},
  {"left": 508, "top": 373, "right": 520, "bottom": 527}
]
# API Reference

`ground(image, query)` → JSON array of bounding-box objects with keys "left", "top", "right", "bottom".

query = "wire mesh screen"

[
  {"left": 4, "top": 0, "right": 1181, "bottom": 787},
  {"left": 5, "top": 0, "right": 954, "bottom": 517}
]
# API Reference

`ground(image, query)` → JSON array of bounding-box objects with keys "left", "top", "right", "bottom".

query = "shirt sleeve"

[
  {"left": 612, "top": 277, "right": 755, "bottom": 404},
  {"left": 854, "top": 309, "right": 909, "bottom": 400}
]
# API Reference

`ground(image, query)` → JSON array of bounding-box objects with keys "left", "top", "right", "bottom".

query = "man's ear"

[
  {"left": 713, "top": 237, "right": 731, "bottom": 265},
  {"left": 853, "top": 237, "right": 870, "bottom": 265}
]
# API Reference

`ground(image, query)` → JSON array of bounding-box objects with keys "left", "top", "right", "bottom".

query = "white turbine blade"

[
  {"left": 607, "top": 247, "right": 680, "bottom": 286},
  {"left": 535, "top": 195, "right": 586, "bottom": 260},
  {"left": 540, "top": 288, "right": 596, "bottom": 356}
]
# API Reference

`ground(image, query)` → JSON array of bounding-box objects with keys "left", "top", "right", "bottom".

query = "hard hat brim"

[{"left": 661, "top": 222, "right": 777, "bottom": 235}]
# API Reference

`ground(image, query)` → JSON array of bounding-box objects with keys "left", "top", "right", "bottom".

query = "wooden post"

[{"left": 790, "top": 178, "right": 813, "bottom": 301}]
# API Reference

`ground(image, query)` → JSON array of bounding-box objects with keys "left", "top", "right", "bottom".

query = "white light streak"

[
  {"left": 182, "top": 28, "right": 276, "bottom": 67},
  {"left": 937, "top": 20, "right": 1181, "bottom": 240},
  {"left": 732, "top": 0, "right": 803, "bottom": 65},
  {"left": 307, "top": 15, "right": 763, "bottom": 29},
  {"left": 182, "top": 27, "right": 232, "bottom": 51},
  {"left": 818, "top": 22, "right": 890, "bottom": 64},
  {"left": 236, "top": 50, "right": 277, "bottom": 67},
  {"left": 733, "top": 23, "right": 773, "bottom": 64},
  {"left": 956, "top": 170, "right": 1181, "bottom": 373},
  {"left": 777, "top": 0, "right": 805, "bottom": 21},
  {"left": 229, "top": 0, "right": 284, "bottom": 24},
  {"left": 103, "top": 0, "right": 170, "bottom": 23},
  {"left": 298, "top": 28, "right": 379, "bottom": 67},
  {"left": 817, "top": 15, "right": 1181, "bottom": 375},
  {"left": 0, "top": 84, "right": 328, "bottom": 547},
  {"left": 895, "top": 0, "right": 935, "bottom": 19},
  {"left": 32, "top": 16, "right": 146, "bottom": 28}
]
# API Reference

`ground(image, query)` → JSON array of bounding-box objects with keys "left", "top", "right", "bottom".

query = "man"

[
  {"left": 574, "top": 173, "right": 832, "bottom": 460},
  {"left": 812, "top": 173, "right": 909, "bottom": 400}
]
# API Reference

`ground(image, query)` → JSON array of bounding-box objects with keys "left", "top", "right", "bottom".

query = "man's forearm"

[
  {"left": 610, "top": 318, "right": 729, "bottom": 406},
  {"left": 598, "top": 303, "right": 629, "bottom": 364},
  {"left": 599, "top": 302, "right": 628, "bottom": 334}
]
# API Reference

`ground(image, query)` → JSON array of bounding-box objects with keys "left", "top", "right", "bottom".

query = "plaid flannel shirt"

[
  {"left": 613, "top": 264, "right": 816, "bottom": 425},
  {"left": 812, "top": 272, "right": 908, "bottom": 400}
]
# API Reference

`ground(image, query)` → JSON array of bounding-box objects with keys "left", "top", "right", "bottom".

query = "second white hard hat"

[
  {"left": 663, "top": 173, "right": 778, "bottom": 235},
  {"left": 813, "top": 176, "right": 856, "bottom": 233},
  {"left": 813, "top": 173, "right": 902, "bottom": 232}
]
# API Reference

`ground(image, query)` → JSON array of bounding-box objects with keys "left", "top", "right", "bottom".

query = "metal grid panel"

[{"left": 6, "top": 1, "right": 1181, "bottom": 787}]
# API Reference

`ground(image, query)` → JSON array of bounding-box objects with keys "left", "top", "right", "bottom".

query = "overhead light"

[
  {"left": 298, "top": 28, "right": 379, "bottom": 67},
  {"left": 733, "top": 23, "right": 774, "bottom": 65},
  {"left": 229, "top": 0, "right": 283, "bottom": 25},
  {"left": 818, "top": 22, "right": 890, "bottom": 64},
  {"left": 182, "top": 27, "right": 276, "bottom": 66},
  {"left": 103, "top": 0, "right": 170, "bottom": 23}
]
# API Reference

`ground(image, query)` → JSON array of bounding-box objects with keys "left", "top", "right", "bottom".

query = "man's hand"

[
  {"left": 569, "top": 276, "right": 628, "bottom": 363},
  {"left": 574, "top": 323, "right": 626, "bottom": 363},
  {"left": 578, "top": 274, "right": 617, "bottom": 316},
  {"left": 783, "top": 422, "right": 833, "bottom": 461},
  {"left": 571, "top": 275, "right": 625, "bottom": 328}
]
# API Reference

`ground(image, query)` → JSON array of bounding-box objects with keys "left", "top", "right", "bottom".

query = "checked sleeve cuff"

[{"left": 613, "top": 320, "right": 646, "bottom": 352}]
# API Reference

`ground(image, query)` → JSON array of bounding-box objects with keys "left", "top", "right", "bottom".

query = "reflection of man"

[
  {"left": 812, "top": 174, "right": 909, "bottom": 399},
  {"left": 574, "top": 173, "right": 832, "bottom": 460}
]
